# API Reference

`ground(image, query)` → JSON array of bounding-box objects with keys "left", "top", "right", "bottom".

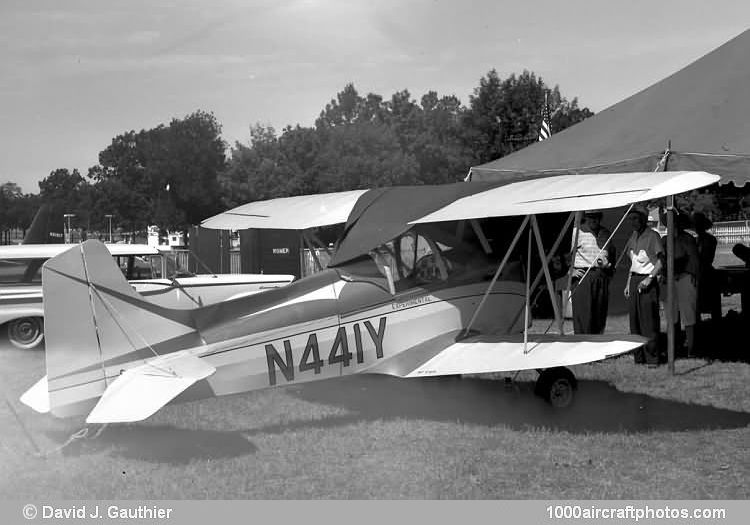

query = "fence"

[
  {"left": 230, "top": 250, "right": 241, "bottom": 274},
  {"left": 301, "top": 248, "right": 332, "bottom": 277},
  {"left": 711, "top": 220, "right": 750, "bottom": 244},
  {"left": 0, "top": 228, "right": 26, "bottom": 245}
]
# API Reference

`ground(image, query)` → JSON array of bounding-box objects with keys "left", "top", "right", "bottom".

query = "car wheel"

[{"left": 7, "top": 317, "right": 45, "bottom": 350}]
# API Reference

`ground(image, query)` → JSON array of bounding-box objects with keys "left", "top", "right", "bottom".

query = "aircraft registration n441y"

[{"left": 20, "top": 171, "right": 720, "bottom": 423}]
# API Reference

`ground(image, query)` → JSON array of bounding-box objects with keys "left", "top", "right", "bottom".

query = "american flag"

[{"left": 538, "top": 101, "right": 551, "bottom": 141}]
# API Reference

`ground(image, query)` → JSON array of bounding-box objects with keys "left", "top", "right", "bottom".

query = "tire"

[
  {"left": 535, "top": 366, "right": 577, "bottom": 408},
  {"left": 7, "top": 317, "right": 45, "bottom": 350}
]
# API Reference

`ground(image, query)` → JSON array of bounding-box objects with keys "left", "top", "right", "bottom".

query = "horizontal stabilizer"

[
  {"left": 86, "top": 352, "right": 215, "bottom": 424},
  {"left": 367, "top": 333, "right": 646, "bottom": 378},
  {"left": 20, "top": 375, "right": 50, "bottom": 414}
]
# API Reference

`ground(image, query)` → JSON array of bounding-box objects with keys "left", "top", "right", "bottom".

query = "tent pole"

[
  {"left": 660, "top": 143, "right": 675, "bottom": 375},
  {"left": 666, "top": 196, "right": 675, "bottom": 374}
]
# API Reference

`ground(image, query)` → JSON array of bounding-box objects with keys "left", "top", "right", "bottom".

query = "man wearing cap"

[
  {"left": 570, "top": 210, "right": 615, "bottom": 334},
  {"left": 624, "top": 204, "right": 664, "bottom": 366}
]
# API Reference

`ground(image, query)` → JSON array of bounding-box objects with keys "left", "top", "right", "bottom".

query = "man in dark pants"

[
  {"left": 624, "top": 205, "right": 664, "bottom": 367},
  {"left": 571, "top": 210, "right": 615, "bottom": 334}
]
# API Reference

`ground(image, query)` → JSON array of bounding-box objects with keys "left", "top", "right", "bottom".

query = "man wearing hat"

[
  {"left": 693, "top": 212, "right": 721, "bottom": 323},
  {"left": 624, "top": 204, "right": 664, "bottom": 366},
  {"left": 570, "top": 210, "right": 615, "bottom": 334}
]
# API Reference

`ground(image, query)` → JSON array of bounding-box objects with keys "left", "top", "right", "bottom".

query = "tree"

[
  {"left": 1, "top": 182, "right": 42, "bottom": 241},
  {"left": 37, "top": 169, "right": 93, "bottom": 230},
  {"left": 463, "top": 69, "right": 594, "bottom": 165},
  {"left": 93, "top": 110, "right": 227, "bottom": 229},
  {"left": 312, "top": 121, "right": 420, "bottom": 191}
]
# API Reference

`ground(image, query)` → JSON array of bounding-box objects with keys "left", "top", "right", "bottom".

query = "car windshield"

[{"left": 0, "top": 258, "right": 44, "bottom": 284}]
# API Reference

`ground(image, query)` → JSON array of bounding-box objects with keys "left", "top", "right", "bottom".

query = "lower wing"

[{"left": 365, "top": 332, "right": 646, "bottom": 378}]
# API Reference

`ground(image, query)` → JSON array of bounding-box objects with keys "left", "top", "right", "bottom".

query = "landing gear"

[
  {"left": 534, "top": 367, "right": 577, "bottom": 408},
  {"left": 7, "top": 317, "right": 45, "bottom": 350}
]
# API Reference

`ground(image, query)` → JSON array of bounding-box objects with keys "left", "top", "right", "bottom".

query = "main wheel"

[
  {"left": 7, "top": 317, "right": 45, "bottom": 350},
  {"left": 535, "top": 367, "right": 577, "bottom": 408}
]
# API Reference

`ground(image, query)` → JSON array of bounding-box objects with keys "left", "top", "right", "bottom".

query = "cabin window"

[
  {"left": 114, "top": 255, "right": 163, "bottom": 280},
  {"left": 369, "top": 230, "right": 449, "bottom": 289}
]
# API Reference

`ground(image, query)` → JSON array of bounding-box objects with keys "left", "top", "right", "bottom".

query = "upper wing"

[
  {"left": 201, "top": 190, "right": 368, "bottom": 230},
  {"left": 411, "top": 171, "right": 719, "bottom": 223},
  {"left": 364, "top": 332, "right": 646, "bottom": 378}
]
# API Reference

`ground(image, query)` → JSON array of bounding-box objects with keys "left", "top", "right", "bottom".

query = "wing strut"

[
  {"left": 523, "top": 221, "right": 532, "bottom": 353},
  {"left": 469, "top": 219, "right": 493, "bottom": 255},
  {"left": 463, "top": 215, "right": 530, "bottom": 337},
  {"left": 564, "top": 211, "right": 582, "bottom": 315},
  {"left": 531, "top": 215, "right": 563, "bottom": 334},
  {"left": 301, "top": 231, "right": 324, "bottom": 272}
]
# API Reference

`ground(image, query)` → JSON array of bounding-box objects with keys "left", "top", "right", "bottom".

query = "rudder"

[{"left": 43, "top": 240, "right": 202, "bottom": 418}]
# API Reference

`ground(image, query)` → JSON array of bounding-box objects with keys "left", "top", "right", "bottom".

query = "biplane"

[{"left": 20, "top": 171, "right": 719, "bottom": 423}]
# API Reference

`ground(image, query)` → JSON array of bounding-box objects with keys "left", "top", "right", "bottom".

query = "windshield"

[{"left": 362, "top": 225, "right": 493, "bottom": 291}]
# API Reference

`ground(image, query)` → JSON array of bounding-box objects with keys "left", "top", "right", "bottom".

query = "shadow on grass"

[
  {"left": 247, "top": 375, "right": 750, "bottom": 435},
  {"left": 46, "top": 425, "right": 257, "bottom": 465}
]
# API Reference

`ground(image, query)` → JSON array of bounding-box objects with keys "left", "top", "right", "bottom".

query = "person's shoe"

[{"left": 647, "top": 363, "right": 660, "bottom": 369}]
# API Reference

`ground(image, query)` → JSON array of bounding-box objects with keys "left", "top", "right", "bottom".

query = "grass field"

[{"left": 1, "top": 309, "right": 748, "bottom": 500}]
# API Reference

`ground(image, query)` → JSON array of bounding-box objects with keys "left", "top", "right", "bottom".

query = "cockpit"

[{"left": 339, "top": 224, "right": 497, "bottom": 294}]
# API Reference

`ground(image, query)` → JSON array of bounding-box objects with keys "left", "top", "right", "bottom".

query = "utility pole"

[{"left": 105, "top": 214, "right": 113, "bottom": 243}]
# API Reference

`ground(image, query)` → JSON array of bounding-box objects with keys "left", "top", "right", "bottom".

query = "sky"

[{"left": 1, "top": 0, "right": 749, "bottom": 193}]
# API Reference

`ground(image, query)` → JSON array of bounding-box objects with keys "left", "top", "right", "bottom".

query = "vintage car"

[{"left": 0, "top": 243, "right": 294, "bottom": 349}]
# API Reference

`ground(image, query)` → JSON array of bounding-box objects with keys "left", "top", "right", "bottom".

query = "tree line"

[{"left": 3, "top": 69, "right": 596, "bottom": 235}]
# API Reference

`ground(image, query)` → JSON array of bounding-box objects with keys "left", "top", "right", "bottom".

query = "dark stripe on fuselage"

[
  {"left": 195, "top": 269, "right": 341, "bottom": 341},
  {"left": 339, "top": 289, "right": 524, "bottom": 324},
  {"left": 44, "top": 266, "right": 196, "bottom": 328},
  {"left": 49, "top": 270, "right": 341, "bottom": 384}
]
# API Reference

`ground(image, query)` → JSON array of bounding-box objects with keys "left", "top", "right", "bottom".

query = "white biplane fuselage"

[{"left": 40, "top": 227, "right": 527, "bottom": 421}]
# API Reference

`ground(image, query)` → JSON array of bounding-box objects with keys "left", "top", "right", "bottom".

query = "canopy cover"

[
  {"left": 470, "top": 29, "right": 750, "bottom": 186},
  {"left": 329, "top": 182, "right": 504, "bottom": 266}
]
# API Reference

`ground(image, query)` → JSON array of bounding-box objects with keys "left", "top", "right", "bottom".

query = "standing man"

[
  {"left": 571, "top": 210, "right": 616, "bottom": 334},
  {"left": 693, "top": 212, "right": 721, "bottom": 323},
  {"left": 666, "top": 213, "right": 700, "bottom": 357},
  {"left": 624, "top": 205, "right": 664, "bottom": 367}
]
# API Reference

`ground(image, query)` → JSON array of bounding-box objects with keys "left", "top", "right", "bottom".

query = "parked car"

[{"left": 0, "top": 243, "right": 294, "bottom": 349}]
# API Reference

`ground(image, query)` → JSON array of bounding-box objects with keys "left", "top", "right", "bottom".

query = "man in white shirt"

[
  {"left": 624, "top": 205, "right": 664, "bottom": 367},
  {"left": 570, "top": 210, "right": 615, "bottom": 334}
]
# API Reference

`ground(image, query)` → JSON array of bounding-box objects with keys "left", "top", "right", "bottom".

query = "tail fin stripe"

[
  {"left": 81, "top": 245, "right": 109, "bottom": 387},
  {"left": 90, "top": 284, "right": 159, "bottom": 360},
  {"left": 45, "top": 266, "right": 195, "bottom": 327}
]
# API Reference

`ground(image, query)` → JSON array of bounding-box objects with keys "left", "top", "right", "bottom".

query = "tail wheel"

[
  {"left": 7, "top": 317, "right": 45, "bottom": 350},
  {"left": 535, "top": 366, "right": 577, "bottom": 408}
]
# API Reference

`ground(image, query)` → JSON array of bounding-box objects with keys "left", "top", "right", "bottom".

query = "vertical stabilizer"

[{"left": 42, "top": 240, "right": 202, "bottom": 418}]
